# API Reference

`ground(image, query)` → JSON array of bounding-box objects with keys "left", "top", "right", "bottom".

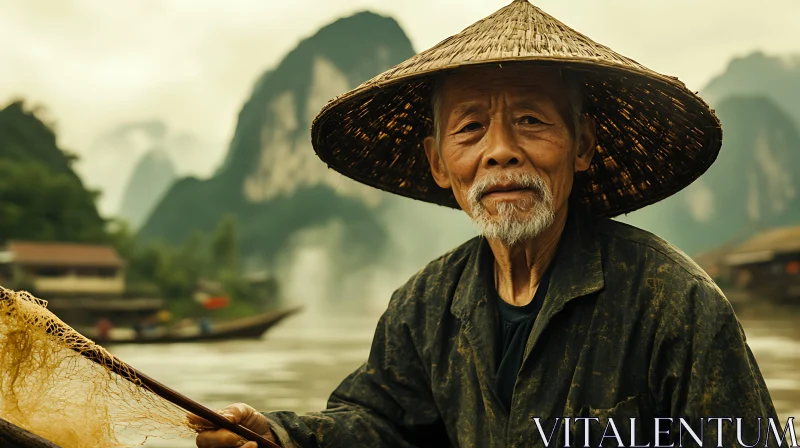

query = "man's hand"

[{"left": 192, "top": 402, "right": 279, "bottom": 448}]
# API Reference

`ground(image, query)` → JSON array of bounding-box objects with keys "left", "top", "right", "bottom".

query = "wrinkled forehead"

[{"left": 437, "top": 65, "right": 570, "bottom": 109}]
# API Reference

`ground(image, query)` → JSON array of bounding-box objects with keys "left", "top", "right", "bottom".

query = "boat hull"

[{"left": 103, "top": 307, "right": 301, "bottom": 345}]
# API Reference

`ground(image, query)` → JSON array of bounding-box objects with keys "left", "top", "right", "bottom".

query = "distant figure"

[
  {"left": 132, "top": 320, "right": 144, "bottom": 340},
  {"left": 96, "top": 318, "right": 112, "bottom": 341},
  {"left": 156, "top": 309, "right": 173, "bottom": 324},
  {"left": 199, "top": 317, "right": 212, "bottom": 335},
  {"left": 175, "top": 317, "right": 196, "bottom": 330}
]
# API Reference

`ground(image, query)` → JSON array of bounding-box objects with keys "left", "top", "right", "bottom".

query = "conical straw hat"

[{"left": 310, "top": 0, "right": 722, "bottom": 217}]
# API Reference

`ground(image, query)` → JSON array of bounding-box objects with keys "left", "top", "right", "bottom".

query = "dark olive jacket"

[{"left": 265, "top": 213, "right": 779, "bottom": 448}]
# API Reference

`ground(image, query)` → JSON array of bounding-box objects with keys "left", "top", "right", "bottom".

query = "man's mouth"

[{"left": 482, "top": 184, "right": 534, "bottom": 199}]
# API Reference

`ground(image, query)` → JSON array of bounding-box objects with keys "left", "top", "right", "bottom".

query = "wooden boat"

[{"left": 102, "top": 306, "right": 301, "bottom": 344}]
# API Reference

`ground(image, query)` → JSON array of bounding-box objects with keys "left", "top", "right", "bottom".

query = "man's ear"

[
  {"left": 574, "top": 116, "right": 597, "bottom": 173},
  {"left": 423, "top": 136, "right": 452, "bottom": 189}
]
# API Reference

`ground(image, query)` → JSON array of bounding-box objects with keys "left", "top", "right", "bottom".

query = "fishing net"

[{"left": 0, "top": 286, "right": 200, "bottom": 447}]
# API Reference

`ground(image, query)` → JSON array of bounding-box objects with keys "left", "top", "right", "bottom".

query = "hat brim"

[{"left": 311, "top": 57, "right": 721, "bottom": 217}]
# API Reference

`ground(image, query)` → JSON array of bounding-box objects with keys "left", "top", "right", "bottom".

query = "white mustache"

[{"left": 468, "top": 171, "right": 549, "bottom": 206}]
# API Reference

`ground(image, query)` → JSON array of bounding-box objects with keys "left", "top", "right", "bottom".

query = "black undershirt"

[{"left": 493, "top": 262, "right": 554, "bottom": 411}]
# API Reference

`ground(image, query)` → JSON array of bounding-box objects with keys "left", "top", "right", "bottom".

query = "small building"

[
  {"left": 0, "top": 241, "right": 125, "bottom": 296},
  {"left": 722, "top": 225, "right": 800, "bottom": 303},
  {"left": 0, "top": 241, "right": 162, "bottom": 326},
  {"left": 692, "top": 245, "right": 735, "bottom": 285}
]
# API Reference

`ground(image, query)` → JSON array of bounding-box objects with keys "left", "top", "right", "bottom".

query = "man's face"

[{"left": 423, "top": 65, "right": 596, "bottom": 245}]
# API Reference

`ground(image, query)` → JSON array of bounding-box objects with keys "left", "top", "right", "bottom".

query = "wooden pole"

[{"left": 0, "top": 417, "right": 62, "bottom": 448}]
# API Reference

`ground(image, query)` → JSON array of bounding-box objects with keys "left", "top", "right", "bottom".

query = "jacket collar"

[{"left": 450, "top": 207, "right": 605, "bottom": 322}]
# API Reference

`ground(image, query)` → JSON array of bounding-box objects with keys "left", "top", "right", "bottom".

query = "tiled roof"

[
  {"left": 731, "top": 226, "right": 800, "bottom": 255},
  {"left": 4, "top": 241, "right": 125, "bottom": 268}
]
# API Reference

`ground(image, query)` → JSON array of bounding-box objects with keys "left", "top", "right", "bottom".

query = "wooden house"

[
  {"left": 722, "top": 225, "right": 800, "bottom": 303},
  {"left": 0, "top": 241, "right": 161, "bottom": 326}
]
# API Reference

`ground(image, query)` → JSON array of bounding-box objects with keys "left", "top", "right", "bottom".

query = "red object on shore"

[{"left": 202, "top": 296, "right": 230, "bottom": 310}]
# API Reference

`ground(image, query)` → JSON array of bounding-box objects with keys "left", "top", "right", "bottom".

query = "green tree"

[
  {"left": 174, "top": 229, "right": 210, "bottom": 294},
  {"left": 135, "top": 243, "right": 191, "bottom": 300},
  {"left": 211, "top": 214, "right": 238, "bottom": 274},
  {"left": 107, "top": 219, "right": 136, "bottom": 260},
  {"left": 0, "top": 101, "right": 76, "bottom": 175},
  {"left": 118, "top": 228, "right": 213, "bottom": 302},
  {"left": 0, "top": 160, "right": 106, "bottom": 244}
]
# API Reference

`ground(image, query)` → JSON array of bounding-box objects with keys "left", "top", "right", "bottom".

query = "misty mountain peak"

[
  {"left": 119, "top": 147, "right": 178, "bottom": 229},
  {"left": 243, "top": 56, "right": 383, "bottom": 206},
  {"left": 220, "top": 10, "right": 415, "bottom": 207},
  {"left": 139, "top": 11, "right": 417, "bottom": 274},
  {"left": 702, "top": 51, "right": 800, "bottom": 126}
]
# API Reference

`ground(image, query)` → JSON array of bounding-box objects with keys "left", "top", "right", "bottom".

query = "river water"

[{"left": 110, "top": 303, "right": 800, "bottom": 448}]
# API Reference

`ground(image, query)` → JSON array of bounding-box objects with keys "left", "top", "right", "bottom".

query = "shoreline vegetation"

[{"left": 110, "top": 215, "right": 283, "bottom": 323}]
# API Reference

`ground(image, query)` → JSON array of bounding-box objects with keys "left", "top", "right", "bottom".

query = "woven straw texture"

[{"left": 310, "top": 0, "right": 722, "bottom": 217}]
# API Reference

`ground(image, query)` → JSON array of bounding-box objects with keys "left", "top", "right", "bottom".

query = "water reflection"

[
  {"left": 111, "top": 304, "right": 800, "bottom": 448},
  {"left": 734, "top": 304, "right": 800, "bottom": 421}
]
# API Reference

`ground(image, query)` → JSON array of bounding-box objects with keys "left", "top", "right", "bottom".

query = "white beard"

[{"left": 467, "top": 171, "right": 555, "bottom": 247}]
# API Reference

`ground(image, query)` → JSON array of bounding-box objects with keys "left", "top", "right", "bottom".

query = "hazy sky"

[{"left": 1, "top": 0, "right": 798, "bottom": 172}]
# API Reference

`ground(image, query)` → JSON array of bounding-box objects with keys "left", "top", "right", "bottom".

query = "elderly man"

[{"left": 196, "top": 1, "right": 779, "bottom": 447}]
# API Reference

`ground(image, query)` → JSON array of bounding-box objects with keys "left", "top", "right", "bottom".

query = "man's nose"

[{"left": 484, "top": 121, "right": 522, "bottom": 168}]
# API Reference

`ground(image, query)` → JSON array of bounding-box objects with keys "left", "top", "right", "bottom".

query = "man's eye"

[
  {"left": 519, "top": 116, "right": 543, "bottom": 125},
  {"left": 458, "top": 122, "right": 483, "bottom": 133}
]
